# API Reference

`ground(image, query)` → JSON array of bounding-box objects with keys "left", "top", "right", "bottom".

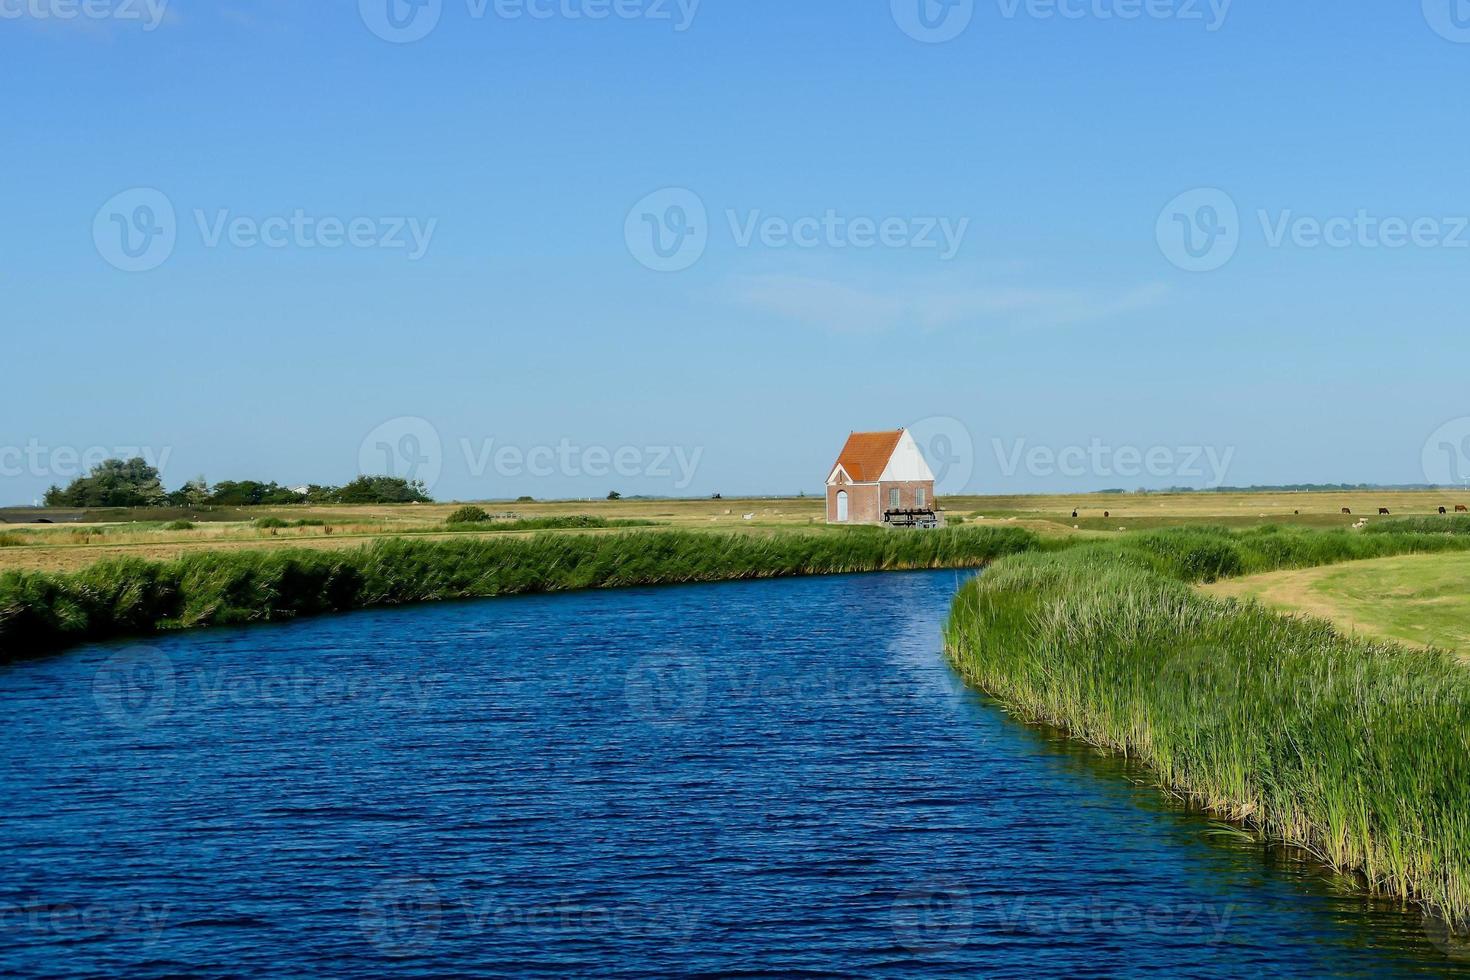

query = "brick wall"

[
  {"left": 827, "top": 483, "right": 881, "bottom": 524},
  {"left": 877, "top": 481, "right": 936, "bottom": 513},
  {"left": 828, "top": 481, "right": 934, "bottom": 524}
]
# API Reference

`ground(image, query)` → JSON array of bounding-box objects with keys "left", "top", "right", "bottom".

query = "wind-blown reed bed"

[
  {"left": 1365, "top": 516, "right": 1470, "bottom": 536},
  {"left": 945, "top": 526, "right": 1470, "bottom": 927},
  {"left": 0, "top": 526, "right": 1037, "bottom": 660}
]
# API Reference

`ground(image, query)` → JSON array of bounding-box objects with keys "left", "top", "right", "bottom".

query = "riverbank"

[
  {"left": 944, "top": 526, "right": 1470, "bottom": 929},
  {"left": 12, "top": 568, "right": 1456, "bottom": 975},
  {"left": 0, "top": 526, "right": 1037, "bottom": 661},
  {"left": 10, "top": 518, "right": 1470, "bottom": 928}
]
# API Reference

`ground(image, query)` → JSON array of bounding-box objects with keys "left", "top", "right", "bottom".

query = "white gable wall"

[
  {"left": 877, "top": 430, "right": 936, "bottom": 483},
  {"left": 826, "top": 464, "right": 854, "bottom": 487}
]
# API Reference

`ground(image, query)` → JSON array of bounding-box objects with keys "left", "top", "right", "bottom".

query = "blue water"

[{"left": 2, "top": 571, "right": 1466, "bottom": 977}]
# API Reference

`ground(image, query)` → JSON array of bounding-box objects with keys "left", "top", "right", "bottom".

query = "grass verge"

[
  {"left": 440, "top": 515, "right": 661, "bottom": 532},
  {"left": 1366, "top": 516, "right": 1470, "bottom": 536},
  {"left": 945, "top": 526, "right": 1470, "bottom": 928},
  {"left": 1206, "top": 553, "right": 1470, "bottom": 655},
  {"left": 0, "top": 525, "right": 1037, "bottom": 661}
]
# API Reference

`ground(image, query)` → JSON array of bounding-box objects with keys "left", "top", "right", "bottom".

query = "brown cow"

[
  {"left": 1341, "top": 508, "right": 1352, "bottom": 515},
  {"left": 1104, "top": 511, "right": 1111, "bottom": 519},
  {"left": 1379, "top": 508, "right": 1391, "bottom": 516},
  {"left": 1458, "top": 505, "right": 1469, "bottom": 513}
]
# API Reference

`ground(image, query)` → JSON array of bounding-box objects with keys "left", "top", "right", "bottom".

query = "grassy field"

[
  {"left": 946, "top": 489, "right": 1470, "bottom": 531},
  {"left": 0, "top": 498, "right": 831, "bottom": 573},
  {"left": 2, "top": 488, "right": 1467, "bottom": 573},
  {"left": 1206, "top": 552, "right": 1470, "bottom": 656}
]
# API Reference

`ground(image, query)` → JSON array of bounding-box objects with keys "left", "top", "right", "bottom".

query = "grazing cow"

[
  {"left": 1379, "top": 508, "right": 1391, "bottom": 516},
  {"left": 1103, "top": 511, "right": 1111, "bottom": 519},
  {"left": 1458, "top": 505, "right": 1469, "bottom": 513},
  {"left": 1441, "top": 507, "right": 1449, "bottom": 515},
  {"left": 1341, "top": 508, "right": 1352, "bottom": 515},
  {"left": 1071, "top": 510, "right": 1078, "bottom": 518}
]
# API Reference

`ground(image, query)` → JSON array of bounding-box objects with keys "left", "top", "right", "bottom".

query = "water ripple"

[{"left": 1, "top": 572, "right": 1466, "bottom": 977}]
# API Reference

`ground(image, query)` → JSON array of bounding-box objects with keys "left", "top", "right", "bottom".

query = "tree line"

[{"left": 43, "top": 458, "right": 431, "bottom": 508}]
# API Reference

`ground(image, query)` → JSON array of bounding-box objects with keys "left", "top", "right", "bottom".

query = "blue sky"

[{"left": 4, "top": 0, "right": 1470, "bottom": 502}]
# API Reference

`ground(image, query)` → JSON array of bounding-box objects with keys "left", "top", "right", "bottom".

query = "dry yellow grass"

[
  {"left": 0, "top": 498, "right": 830, "bottom": 573},
  {"left": 0, "top": 489, "right": 1463, "bottom": 574},
  {"left": 944, "top": 489, "right": 1465, "bottom": 526}
]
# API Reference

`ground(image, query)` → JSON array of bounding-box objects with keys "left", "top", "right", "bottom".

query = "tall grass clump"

[
  {"left": 0, "top": 525, "right": 1037, "bottom": 660},
  {"left": 946, "top": 526, "right": 1470, "bottom": 928},
  {"left": 441, "top": 515, "right": 661, "bottom": 532},
  {"left": 1366, "top": 516, "right": 1470, "bottom": 536}
]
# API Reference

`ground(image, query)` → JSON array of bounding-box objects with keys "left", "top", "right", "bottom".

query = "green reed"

[
  {"left": 945, "top": 526, "right": 1470, "bottom": 927},
  {"left": 0, "top": 525, "right": 1037, "bottom": 660}
]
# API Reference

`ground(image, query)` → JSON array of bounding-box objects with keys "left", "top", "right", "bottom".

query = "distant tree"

[
  {"left": 166, "top": 476, "right": 212, "bottom": 507},
  {"left": 711, "top": 493, "right": 722, "bottom": 500},
  {"left": 208, "top": 481, "right": 305, "bottom": 506},
  {"left": 446, "top": 505, "right": 491, "bottom": 525},
  {"left": 333, "top": 476, "right": 432, "bottom": 504},
  {"left": 207, "top": 481, "right": 259, "bottom": 506},
  {"left": 44, "top": 458, "right": 167, "bottom": 508},
  {"left": 516, "top": 496, "right": 536, "bottom": 503},
  {"left": 260, "top": 484, "right": 309, "bottom": 505},
  {"left": 607, "top": 490, "right": 623, "bottom": 501}
]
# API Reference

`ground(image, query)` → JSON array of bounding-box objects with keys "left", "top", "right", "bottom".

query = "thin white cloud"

[{"left": 728, "top": 274, "right": 1171, "bottom": 334}]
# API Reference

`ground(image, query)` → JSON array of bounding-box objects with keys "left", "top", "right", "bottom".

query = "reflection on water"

[{"left": 0, "top": 570, "right": 1465, "bottom": 977}]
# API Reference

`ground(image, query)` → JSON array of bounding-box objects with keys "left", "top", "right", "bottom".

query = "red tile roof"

[{"left": 831, "top": 430, "right": 904, "bottom": 483}]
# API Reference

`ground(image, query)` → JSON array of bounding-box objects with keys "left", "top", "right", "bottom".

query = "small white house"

[{"left": 825, "top": 429, "right": 939, "bottom": 526}]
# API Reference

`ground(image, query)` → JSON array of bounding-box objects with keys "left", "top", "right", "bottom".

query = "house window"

[
  {"left": 916, "top": 488, "right": 926, "bottom": 508},
  {"left": 889, "top": 488, "right": 900, "bottom": 509}
]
